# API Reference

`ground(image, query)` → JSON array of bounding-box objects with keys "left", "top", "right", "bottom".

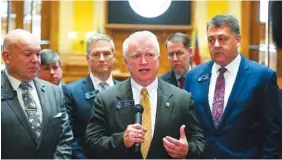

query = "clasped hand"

[{"left": 123, "top": 123, "right": 147, "bottom": 148}]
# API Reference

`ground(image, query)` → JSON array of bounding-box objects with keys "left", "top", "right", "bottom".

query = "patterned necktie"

[
  {"left": 100, "top": 82, "right": 109, "bottom": 90},
  {"left": 19, "top": 82, "right": 42, "bottom": 141},
  {"left": 140, "top": 88, "right": 152, "bottom": 159},
  {"left": 178, "top": 77, "right": 185, "bottom": 89},
  {"left": 211, "top": 67, "right": 227, "bottom": 128}
]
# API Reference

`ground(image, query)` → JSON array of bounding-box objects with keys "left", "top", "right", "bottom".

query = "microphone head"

[{"left": 135, "top": 104, "right": 144, "bottom": 113}]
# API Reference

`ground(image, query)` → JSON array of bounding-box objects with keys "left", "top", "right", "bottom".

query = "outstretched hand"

[{"left": 162, "top": 125, "right": 189, "bottom": 159}]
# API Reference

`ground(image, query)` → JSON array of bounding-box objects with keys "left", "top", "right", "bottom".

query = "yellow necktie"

[{"left": 140, "top": 88, "right": 152, "bottom": 159}]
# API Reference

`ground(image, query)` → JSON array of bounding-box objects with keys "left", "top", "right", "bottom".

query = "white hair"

[{"left": 122, "top": 30, "right": 160, "bottom": 57}]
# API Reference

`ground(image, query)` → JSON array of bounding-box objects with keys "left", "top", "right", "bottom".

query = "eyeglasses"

[{"left": 128, "top": 52, "right": 158, "bottom": 61}]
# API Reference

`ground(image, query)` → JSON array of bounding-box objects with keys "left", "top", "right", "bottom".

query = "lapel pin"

[
  {"left": 165, "top": 102, "right": 170, "bottom": 107},
  {"left": 198, "top": 74, "right": 210, "bottom": 83},
  {"left": 41, "top": 86, "right": 46, "bottom": 92}
]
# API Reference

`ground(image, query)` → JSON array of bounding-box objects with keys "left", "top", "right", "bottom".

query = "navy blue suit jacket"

[
  {"left": 184, "top": 55, "right": 282, "bottom": 158},
  {"left": 160, "top": 70, "right": 178, "bottom": 87},
  {"left": 62, "top": 75, "right": 119, "bottom": 159}
]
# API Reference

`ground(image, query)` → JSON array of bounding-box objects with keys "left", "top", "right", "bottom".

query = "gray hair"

[
  {"left": 207, "top": 14, "right": 240, "bottom": 35},
  {"left": 86, "top": 33, "right": 115, "bottom": 54},
  {"left": 122, "top": 30, "right": 160, "bottom": 57},
  {"left": 165, "top": 32, "right": 191, "bottom": 49},
  {"left": 39, "top": 49, "right": 61, "bottom": 67}
]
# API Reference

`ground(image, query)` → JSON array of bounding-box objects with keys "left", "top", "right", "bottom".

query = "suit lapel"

[
  {"left": 33, "top": 78, "right": 49, "bottom": 146},
  {"left": 219, "top": 56, "right": 250, "bottom": 128},
  {"left": 153, "top": 79, "right": 174, "bottom": 138},
  {"left": 113, "top": 78, "right": 119, "bottom": 85},
  {"left": 169, "top": 71, "right": 178, "bottom": 87},
  {"left": 1, "top": 72, "right": 37, "bottom": 144},
  {"left": 82, "top": 75, "right": 95, "bottom": 107},
  {"left": 115, "top": 78, "right": 135, "bottom": 128},
  {"left": 199, "top": 61, "right": 215, "bottom": 128}
]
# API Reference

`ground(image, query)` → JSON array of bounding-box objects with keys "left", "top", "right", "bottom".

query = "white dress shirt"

[
  {"left": 131, "top": 77, "right": 158, "bottom": 137},
  {"left": 5, "top": 70, "right": 43, "bottom": 122},
  {"left": 208, "top": 54, "right": 241, "bottom": 110},
  {"left": 90, "top": 73, "right": 114, "bottom": 92}
]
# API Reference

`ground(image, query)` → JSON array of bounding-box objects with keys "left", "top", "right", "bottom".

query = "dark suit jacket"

[
  {"left": 185, "top": 55, "right": 282, "bottom": 158},
  {"left": 160, "top": 70, "right": 178, "bottom": 87},
  {"left": 62, "top": 75, "right": 119, "bottom": 158},
  {"left": 85, "top": 78, "right": 206, "bottom": 159},
  {"left": 1, "top": 72, "right": 73, "bottom": 159}
]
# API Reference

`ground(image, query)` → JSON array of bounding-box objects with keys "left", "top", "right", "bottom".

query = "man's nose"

[
  {"left": 31, "top": 54, "right": 40, "bottom": 63},
  {"left": 214, "top": 39, "right": 220, "bottom": 47},
  {"left": 172, "top": 53, "right": 179, "bottom": 61},
  {"left": 99, "top": 54, "right": 105, "bottom": 61},
  {"left": 50, "top": 68, "right": 55, "bottom": 74},
  {"left": 141, "top": 55, "right": 148, "bottom": 64}
]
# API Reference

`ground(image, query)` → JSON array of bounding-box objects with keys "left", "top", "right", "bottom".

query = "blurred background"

[{"left": 1, "top": 0, "right": 281, "bottom": 90}]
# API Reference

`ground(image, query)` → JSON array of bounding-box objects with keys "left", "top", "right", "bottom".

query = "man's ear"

[
  {"left": 236, "top": 34, "right": 241, "bottom": 47},
  {"left": 2, "top": 50, "right": 11, "bottom": 64},
  {"left": 113, "top": 52, "right": 116, "bottom": 61},
  {"left": 188, "top": 47, "right": 193, "bottom": 58}
]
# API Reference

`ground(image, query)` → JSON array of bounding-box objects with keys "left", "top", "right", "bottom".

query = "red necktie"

[
  {"left": 211, "top": 68, "right": 227, "bottom": 128},
  {"left": 178, "top": 77, "right": 185, "bottom": 89}
]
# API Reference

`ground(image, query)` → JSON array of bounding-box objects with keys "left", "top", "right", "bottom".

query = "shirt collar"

[
  {"left": 5, "top": 70, "right": 36, "bottom": 90},
  {"left": 174, "top": 65, "right": 191, "bottom": 80},
  {"left": 131, "top": 77, "right": 158, "bottom": 97},
  {"left": 89, "top": 72, "right": 114, "bottom": 87},
  {"left": 213, "top": 54, "right": 241, "bottom": 73}
]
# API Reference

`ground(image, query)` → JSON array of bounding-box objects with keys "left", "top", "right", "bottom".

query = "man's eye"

[
  {"left": 42, "top": 67, "right": 49, "bottom": 70},
  {"left": 103, "top": 52, "right": 111, "bottom": 56},
  {"left": 148, "top": 53, "right": 154, "bottom": 57},
  {"left": 24, "top": 53, "right": 31, "bottom": 56},
  {"left": 208, "top": 39, "right": 214, "bottom": 43}
]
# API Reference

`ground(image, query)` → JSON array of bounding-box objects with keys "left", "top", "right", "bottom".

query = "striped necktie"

[{"left": 100, "top": 82, "right": 109, "bottom": 90}]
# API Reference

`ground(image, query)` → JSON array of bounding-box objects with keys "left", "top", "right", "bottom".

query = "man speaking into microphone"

[{"left": 85, "top": 31, "right": 205, "bottom": 159}]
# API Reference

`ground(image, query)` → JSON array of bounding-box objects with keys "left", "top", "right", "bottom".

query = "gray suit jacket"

[
  {"left": 85, "top": 78, "right": 205, "bottom": 159},
  {"left": 1, "top": 71, "right": 73, "bottom": 159}
]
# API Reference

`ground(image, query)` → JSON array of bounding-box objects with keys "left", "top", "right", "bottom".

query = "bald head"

[
  {"left": 3, "top": 29, "right": 40, "bottom": 52},
  {"left": 2, "top": 29, "right": 41, "bottom": 82}
]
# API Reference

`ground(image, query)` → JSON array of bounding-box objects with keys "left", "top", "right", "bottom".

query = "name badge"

[
  {"left": 114, "top": 100, "right": 135, "bottom": 110},
  {"left": 1, "top": 91, "right": 17, "bottom": 100},
  {"left": 198, "top": 74, "right": 210, "bottom": 83},
  {"left": 85, "top": 90, "right": 99, "bottom": 100}
]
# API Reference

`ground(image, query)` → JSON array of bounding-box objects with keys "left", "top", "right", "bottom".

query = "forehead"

[
  {"left": 167, "top": 41, "right": 185, "bottom": 50},
  {"left": 15, "top": 39, "right": 40, "bottom": 52},
  {"left": 41, "top": 61, "right": 60, "bottom": 67},
  {"left": 207, "top": 24, "right": 234, "bottom": 37},
  {"left": 128, "top": 40, "right": 157, "bottom": 54},
  {"left": 90, "top": 40, "right": 112, "bottom": 52}
]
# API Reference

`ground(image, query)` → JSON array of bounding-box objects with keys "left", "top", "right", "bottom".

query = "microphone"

[{"left": 134, "top": 104, "right": 144, "bottom": 152}]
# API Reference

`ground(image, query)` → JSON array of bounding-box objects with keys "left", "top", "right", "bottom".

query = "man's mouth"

[{"left": 139, "top": 68, "right": 150, "bottom": 72}]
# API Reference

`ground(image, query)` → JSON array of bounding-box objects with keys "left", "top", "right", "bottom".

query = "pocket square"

[{"left": 54, "top": 112, "right": 63, "bottom": 118}]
